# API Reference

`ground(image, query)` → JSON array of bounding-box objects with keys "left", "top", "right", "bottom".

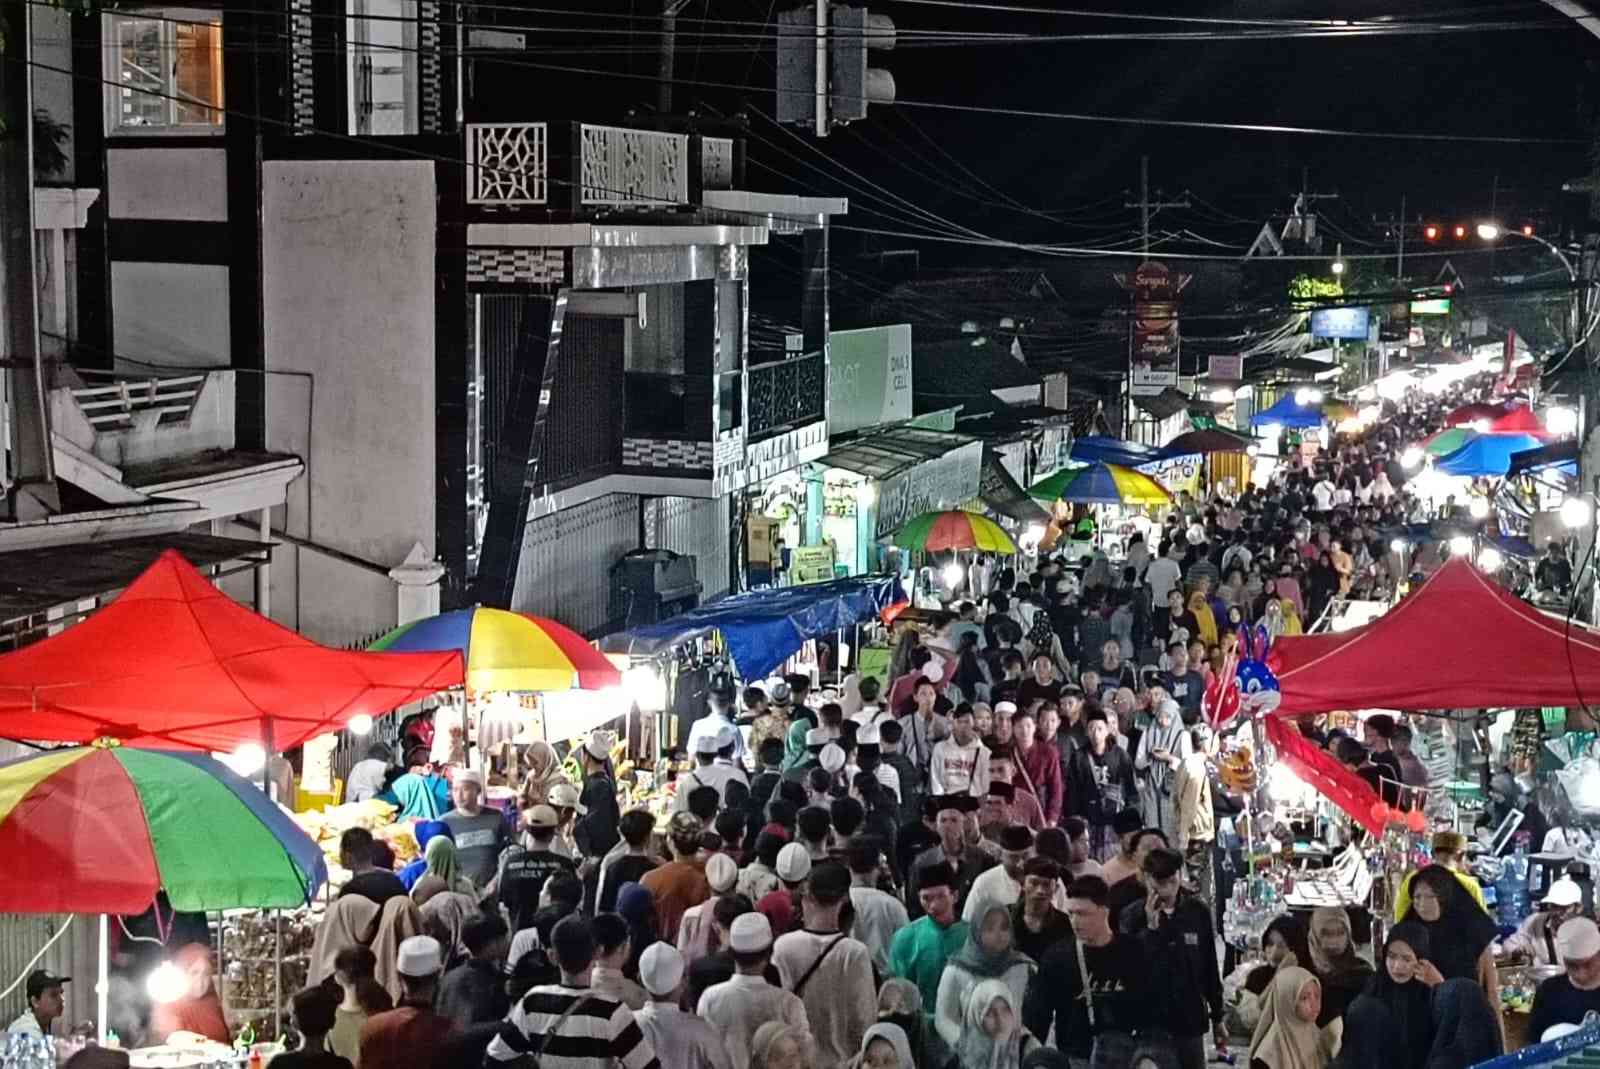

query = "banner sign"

[
  {"left": 791, "top": 544, "right": 838, "bottom": 584},
  {"left": 877, "top": 440, "right": 984, "bottom": 538},
  {"left": 1309, "top": 307, "right": 1370, "bottom": 340},
  {"left": 1208, "top": 354, "right": 1243, "bottom": 381},
  {"left": 1115, "top": 261, "right": 1193, "bottom": 396},
  {"left": 1137, "top": 453, "right": 1202, "bottom": 498},
  {"left": 827, "top": 325, "right": 913, "bottom": 435}
]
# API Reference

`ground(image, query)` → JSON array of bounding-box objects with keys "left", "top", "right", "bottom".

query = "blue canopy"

[
  {"left": 1434, "top": 432, "right": 1546, "bottom": 477},
  {"left": 1067, "top": 436, "right": 1164, "bottom": 467},
  {"left": 1250, "top": 394, "right": 1324, "bottom": 429},
  {"left": 598, "top": 574, "right": 905, "bottom": 681}
]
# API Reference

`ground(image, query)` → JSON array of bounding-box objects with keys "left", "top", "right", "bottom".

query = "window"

[{"left": 105, "top": 11, "right": 224, "bottom": 134}]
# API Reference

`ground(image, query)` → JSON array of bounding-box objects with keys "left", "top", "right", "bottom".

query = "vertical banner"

[{"left": 1116, "top": 261, "right": 1193, "bottom": 396}]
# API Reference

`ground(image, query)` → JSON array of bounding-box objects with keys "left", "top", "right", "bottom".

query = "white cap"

[
  {"left": 776, "top": 842, "right": 812, "bottom": 883},
  {"left": 1557, "top": 917, "right": 1600, "bottom": 961},
  {"left": 728, "top": 913, "right": 774, "bottom": 953},
  {"left": 705, "top": 852, "right": 739, "bottom": 893},
  {"left": 396, "top": 935, "right": 443, "bottom": 978},
  {"left": 805, "top": 727, "right": 830, "bottom": 748},
  {"left": 694, "top": 733, "right": 720, "bottom": 755},
  {"left": 714, "top": 724, "right": 738, "bottom": 751},
  {"left": 1544, "top": 878, "right": 1583, "bottom": 908},
  {"left": 548, "top": 782, "right": 586, "bottom": 814},
  {"left": 994, "top": 701, "right": 1018, "bottom": 716},
  {"left": 857, "top": 723, "right": 881, "bottom": 746},
  {"left": 455, "top": 768, "right": 484, "bottom": 788},
  {"left": 638, "top": 943, "right": 686, "bottom": 997},
  {"left": 819, "top": 743, "right": 846, "bottom": 773},
  {"left": 585, "top": 731, "right": 612, "bottom": 762}
]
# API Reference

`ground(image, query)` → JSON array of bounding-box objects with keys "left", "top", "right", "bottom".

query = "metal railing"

[
  {"left": 579, "top": 123, "right": 689, "bottom": 206},
  {"left": 747, "top": 351, "right": 825, "bottom": 439},
  {"left": 467, "top": 122, "right": 549, "bottom": 205},
  {"left": 71, "top": 370, "right": 208, "bottom": 430}
]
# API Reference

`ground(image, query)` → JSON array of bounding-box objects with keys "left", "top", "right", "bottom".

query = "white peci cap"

[{"left": 728, "top": 913, "right": 774, "bottom": 954}]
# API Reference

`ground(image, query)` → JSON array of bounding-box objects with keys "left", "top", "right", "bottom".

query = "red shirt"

[
  {"left": 151, "top": 992, "right": 230, "bottom": 1046},
  {"left": 359, "top": 1005, "right": 457, "bottom": 1069},
  {"left": 1014, "top": 738, "right": 1064, "bottom": 824}
]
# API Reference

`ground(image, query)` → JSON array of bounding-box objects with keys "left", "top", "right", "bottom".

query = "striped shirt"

[{"left": 485, "top": 983, "right": 660, "bottom": 1069}]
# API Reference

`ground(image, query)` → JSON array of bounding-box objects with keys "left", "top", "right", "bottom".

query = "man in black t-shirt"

[
  {"left": 1159, "top": 643, "right": 1206, "bottom": 724},
  {"left": 597, "top": 809, "right": 660, "bottom": 912},
  {"left": 1017, "top": 653, "right": 1064, "bottom": 710},
  {"left": 337, "top": 828, "right": 407, "bottom": 906},
  {"left": 498, "top": 805, "right": 577, "bottom": 932}
]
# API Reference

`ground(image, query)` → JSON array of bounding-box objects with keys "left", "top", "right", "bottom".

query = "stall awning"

[
  {"left": 820, "top": 426, "right": 979, "bottom": 481},
  {"left": 599, "top": 574, "right": 905, "bottom": 681},
  {"left": 1509, "top": 439, "right": 1578, "bottom": 478},
  {"left": 1067, "top": 436, "right": 1164, "bottom": 468},
  {"left": 1434, "top": 432, "right": 1544, "bottom": 476},
  {"left": 976, "top": 449, "right": 1049, "bottom": 524},
  {"left": 1251, "top": 394, "right": 1324, "bottom": 429}
]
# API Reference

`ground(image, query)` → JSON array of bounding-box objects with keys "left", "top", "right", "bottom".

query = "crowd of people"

[{"left": 23, "top": 380, "right": 1586, "bottom": 1069}]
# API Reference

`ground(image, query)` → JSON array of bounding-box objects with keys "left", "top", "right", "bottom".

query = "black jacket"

[{"left": 1118, "top": 893, "right": 1223, "bottom": 1037}]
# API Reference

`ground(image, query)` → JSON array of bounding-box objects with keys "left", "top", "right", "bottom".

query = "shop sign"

[
  {"left": 791, "top": 544, "right": 837, "bottom": 584},
  {"left": 876, "top": 439, "right": 984, "bottom": 537},
  {"left": 713, "top": 421, "right": 828, "bottom": 494},
  {"left": 1115, "top": 261, "right": 1193, "bottom": 397},
  {"left": 1136, "top": 453, "right": 1202, "bottom": 498},
  {"left": 1208, "top": 354, "right": 1243, "bottom": 381},
  {"left": 828, "top": 325, "right": 913, "bottom": 435}
]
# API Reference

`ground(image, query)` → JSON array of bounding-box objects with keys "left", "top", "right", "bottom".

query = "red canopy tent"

[
  {"left": 1486, "top": 404, "right": 1550, "bottom": 438},
  {"left": 1443, "top": 401, "right": 1509, "bottom": 428},
  {"left": 1268, "top": 557, "right": 1600, "bottom": 716},
  {"left": 0, "top": 549, "right": 463, "bottom": 751}
]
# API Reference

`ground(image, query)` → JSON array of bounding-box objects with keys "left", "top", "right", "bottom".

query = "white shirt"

[
  {"left": 697, "top": 974, "right": 810, "bottom": 1069},
  {"left": 1145, "top": 557, "right": 1183, "bottom": 604},
  {"left": 5, "top": 1012, "right": 42, "bottom": 1036},
  {"left": 962, "top": 864, "right": 1020, "bottom": 921},
  {"left": 685, "top": 712, "right": 747, "bottom": 764},
  {"left": 509, "top": 926, "right": 542, "bottom": 970},
  {"left": 930, "top": 737, "right": 990, "bottom": 797},
  {"left": 771, "top": 930, "right": 876, "bottom": 1069},
  {"left": 851, "top": 705, "right": 893, "bottom": 730},
  {"left": 848, "top": 886, "right": 910, "bottom": 975},
  {"left": 672, "top": 761, "right": 749, "bottom": 813},
  {"left": 636, "top": 1002, "right": 732, "bottom": 1069},
  {"left": 1312, "top": 480, "right": 1336, "bottom": 511},
  {"left": 873, "top": 762, "right": 901, "bottom": 803}
]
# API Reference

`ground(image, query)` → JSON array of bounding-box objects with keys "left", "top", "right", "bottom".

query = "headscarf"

[
  {"left": 617, "top": 882, "right": 657, "bottom": 974},
  {"left": 1308, "top": 908, "right": 1360, "bottom": 976},
  {"left": 1249, "top": 915, "right": 1312, "bottom": 995},
  {"left": 412, "top": 836, "right": 475, "bottom": 905},
  {"left": 1249, "top": 967, "right": 1327, "bottom": 1069},
  {"left": 371, "top": 896, "right": 426, "bottom": 1004},
  {"left": 878, "top": 977, "right": 940, "bottom": 1069},
  {"left": 421, "top": 891, "right": 477, "bottom": 964},
  {"left": 309, "top": 894, "right": 381, "bottom": 985},
  {"left": 1187, "top": 591, "right": 1219, "bottom": 645},
  {"left": 955, "top": 979, "right": 1031, "bottom": 1069},
  {"left": 948, "top": 900, "right": 1035, "bottom": 979},
  {"left": 1401, "top": 865, "right": 1499, "bottom": 982},
  {"left": 859, "top": 1024, "right": 916, "bottom": 1069},
  {"left": 1362, "top": 922, "right": 1437, "bottom": 1069},
  {"left": 1426, "top": 978, "right": 1503, "bottom": 1069},
  {"left": 1281, "top": 598, "right": 1304, "bottom": 636},
  {"left": 751, "top": 1022, "right": 809, "bottom": 1069},
  {"left": 520, "top": 740, "right": 566, "bottom": 808}
]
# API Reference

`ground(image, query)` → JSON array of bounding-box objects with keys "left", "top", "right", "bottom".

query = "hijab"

[
  {"left": 372, "top": 896, "right": 426, "bottom": 1004},
  {"left": 1249, "top": 915, "right": 1312, "bottom": 995},
  {"left": 955, "top": 979, "right": 1032, "bottom": 1069},
  {"left": 1426, "top": 979, "right": 1502, "bottom": 1069},
  {"left": 948, "top": 900, "right": 1035, "bottom": 979},
  {"left": 412, "top": 836, "right": 475, "bottom": 905},
  {"left": 1187, "top": 591, "right": 1218, "bottom": 645},
  {"left": 1401, "top": 866, "right": 1498, "bottom": 982},
  {"left": 309, "top": 894, "right": 381, "bottom": 985},
  {"left": 1363, "top": 922, "right": 1437, "bottom": 1069},
  {"left": 520, "top": 740, "right": 566, "bottom": 808},
  {"left": 1249, "top": 967, "right": 1327, "bottom": 1069},
  {"left": 421, "top": 891, "right": 477, "bottom": 964},
  {"left": 751, "top": 1022, "right": 808, "bottom": 1069},
  {"left": 1307, "top": 904, "right": 1374, "bottom": 1026},
  {"left": 878, "top": 977, "right": 943, "bottom": 1069},
  {"left": 859, "top": 1023, "right": 915, "bottom": 1069}
]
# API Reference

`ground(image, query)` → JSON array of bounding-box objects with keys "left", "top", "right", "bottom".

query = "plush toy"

[{"left": 1202, "top": 624, "right": 1282, "bottom": 732}]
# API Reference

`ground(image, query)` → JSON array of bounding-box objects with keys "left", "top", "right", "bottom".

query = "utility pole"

[
  {"left": 1397, "top": 194, "right": 1407, "bottom": 282},
  {"left": 658, "top": 0, "right": 694, "bottom": 115},
  {"left": 0, "top": 0, "right": 61, "bottom": 518},
  {"left": 1125, "top": 156, "right": 1190, "bottom": 262}
]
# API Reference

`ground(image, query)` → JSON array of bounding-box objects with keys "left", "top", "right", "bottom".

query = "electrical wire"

[{"left": 0, "top": 917, "right": 76, "bottom": 1002}]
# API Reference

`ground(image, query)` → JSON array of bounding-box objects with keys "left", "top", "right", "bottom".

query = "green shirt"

[{"left": 888, "top": 915, "right": 970, "bottom": 1027}]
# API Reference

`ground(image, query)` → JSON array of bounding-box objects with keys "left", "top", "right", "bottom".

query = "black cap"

[
  {"left": 933, "top": 794, "right": 978, "bottom": 815},
  {"left": 999, "top": 825, "right": 1034, "bottom": 852},
  {"left": 26, "top": 970, "right": 67, "bottom": 999}
]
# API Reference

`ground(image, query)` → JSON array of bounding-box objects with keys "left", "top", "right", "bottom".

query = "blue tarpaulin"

[
  {"left": 1434, "top": 432, "right": 1545, "bottom": 477},
  {"left": 1250, "top": 395, "right": 1324, "bottom": 429},
  {"left": 598, "top": 575, "right": 905, "bottom": 681},
  {"left": 1067, "top": 436, "right": 1165, "bottom": 467}
]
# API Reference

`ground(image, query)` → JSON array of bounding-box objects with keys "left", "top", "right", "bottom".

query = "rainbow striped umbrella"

[
  {"left": 1422, "top": 426, "right": 1475, "bottom": 457},
  {"left": 1030, "top": 462, "right": 1172, "bottom": 506},
  {"left": 0, "top": 740, "right": 326, "bottom": 914},
  {"left": 886, "top": 510, "right": 1018, "bottom": 554},
  {"left": 370, "top": 607, "right": 621, "bottom": 693}
]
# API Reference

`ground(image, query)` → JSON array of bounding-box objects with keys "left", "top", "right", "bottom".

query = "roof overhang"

[
  {"left": 700, "top": 191, "right": 849, "bottom": 234},
  {"left": 468, "top": 222, "right": 770, "bottom": 247}
]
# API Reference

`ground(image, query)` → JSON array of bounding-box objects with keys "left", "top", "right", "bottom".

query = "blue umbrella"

[{"left": 1434, "top": 433, "right": 1545, "bottom": 477}]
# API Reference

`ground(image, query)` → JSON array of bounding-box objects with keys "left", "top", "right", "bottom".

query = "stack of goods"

[
  {"left": 291, "top": 799, "right": 399, "bottom": 886},
  {"left": 220, "top": 908, "right": 317, "bottom": 1041}
]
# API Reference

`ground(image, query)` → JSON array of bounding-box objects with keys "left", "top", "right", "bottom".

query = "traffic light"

[{"left": 776, "top": 3, "right": 895, "bottom": 134}]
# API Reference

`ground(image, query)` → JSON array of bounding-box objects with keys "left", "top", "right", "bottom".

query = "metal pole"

[
  {"left": 274, "top": 909, "right": 282, "bottom": 1040},
  {"left": 1397, "top": 194, "right": 1406, "bottom": 282},
  {"left": 97, "top": 916, "right": 108, "bottom": 1045},
  {"left": 813, "top": 0, "right": 828, "bottom": 136}
]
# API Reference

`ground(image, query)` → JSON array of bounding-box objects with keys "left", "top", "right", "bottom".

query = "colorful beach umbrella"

[
  {"left": 1422, "top": 426, "right": 1474, "bottom": 457},
  {"left": 0, "top": 741, "right": 327, "bottom": 914},
  {"left": 886, "top": 511, "right": 1018, "bottom": 554},
  {"left": 1030, "top": 462, "right": 1173, "bottom": 506},
  {"left": 371, "top": 607, "right": 621, "bottom": 693}
]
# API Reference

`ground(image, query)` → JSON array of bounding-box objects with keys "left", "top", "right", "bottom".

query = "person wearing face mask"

[
  {"left": 1497, "top": 878, "right": 1585, "bottom": 966},
  {"left": 1247, "top": 968, "right": 1335, "bottom": 1069},
  {"left": 1303, "top": 908, "right": 1374, "bottom": 1030},
  {"left": 1528, "top": 916, "right": 1600, "bottom": 1043}
]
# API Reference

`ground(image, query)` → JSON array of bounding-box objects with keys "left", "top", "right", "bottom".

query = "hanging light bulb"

[
  {"left": 348, "top": 714, "right": 374, "bottom": 736},
  {"left": 1448, "top": 535, "right": 1473, "bottom": 557},
  {"left": 941, "top": 562, "right": 965, "bottom": 589},
  {"left": 229, "top": 742, "right": 266, "bottom": 778},
  {"left": 146, "top": 961, "right": 187, "bottom": 1004},
  {"left": 1479, "top": 546, "right": 1505, "bottom": 573},
  {"left": 1469, "top": 498, "right": 1489, "bottom": 520}
]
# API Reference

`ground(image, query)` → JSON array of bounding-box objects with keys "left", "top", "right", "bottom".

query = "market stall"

[
  {"left": 1028, "top": 461, "right": 1172, "bottom": 557},
  {"left": 1435, "top": 432, "right": 1547, "bottom": 477}
]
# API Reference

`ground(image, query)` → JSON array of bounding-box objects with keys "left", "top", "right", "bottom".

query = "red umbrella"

[
  {"left": 1486, "top": 404, "right": 1550, "bottom": 438},
  {"left": 1443, "top": 401, "right": 1508, "bottom": 428},
  {"left": 0, "top": 550, "right": 463, "bottom": 751}
]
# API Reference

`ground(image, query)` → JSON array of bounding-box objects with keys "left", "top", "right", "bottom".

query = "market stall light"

[
  {"left": 1209, "top": 387, "right": 1236, "bottom": 404},
  {"left": 1401, "top": 447, "right": 1423, "bottom": 469},
  {"left": 1477, "top": 223, "right": 1501, "bottom": 241},
  {"left": 623, "top": 664, "right": 665, "bottom": 712},
  {"left": 1294, "top": 388, "right": 1323, "bottom": 405},
  {"left": 1246, "top": 444, "right": 1260, "bottom": 457},
  {"left": 146, "top": 961, "right": 187, "bottom": 1004},
  {"left": 1390, "top": 538, "right": 1408, "bottom": 554},
  {"left": 229, "top": 742, "right": 266, "bottom": 778},
  {"left": 1547, "top": 406, "right": 1580, "bottom": 436},
  {"left": 1563, "top": 496, "right": 1594, "bottom": 529},
  {"left": 347, "top": 714, "right": 373, "bottom": 736},
  {"left": 1468, "top": 498, "right": 1489, "bottom": 520},
  {"left": 1448, "top": 535, "right": 1473, "bottom": 557},
  {"left": 941, "top": 561, "right": 965, "bottom": 589},
  {"left": 1479, "top": 546, "right": 1505, "bottom": 573}
]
